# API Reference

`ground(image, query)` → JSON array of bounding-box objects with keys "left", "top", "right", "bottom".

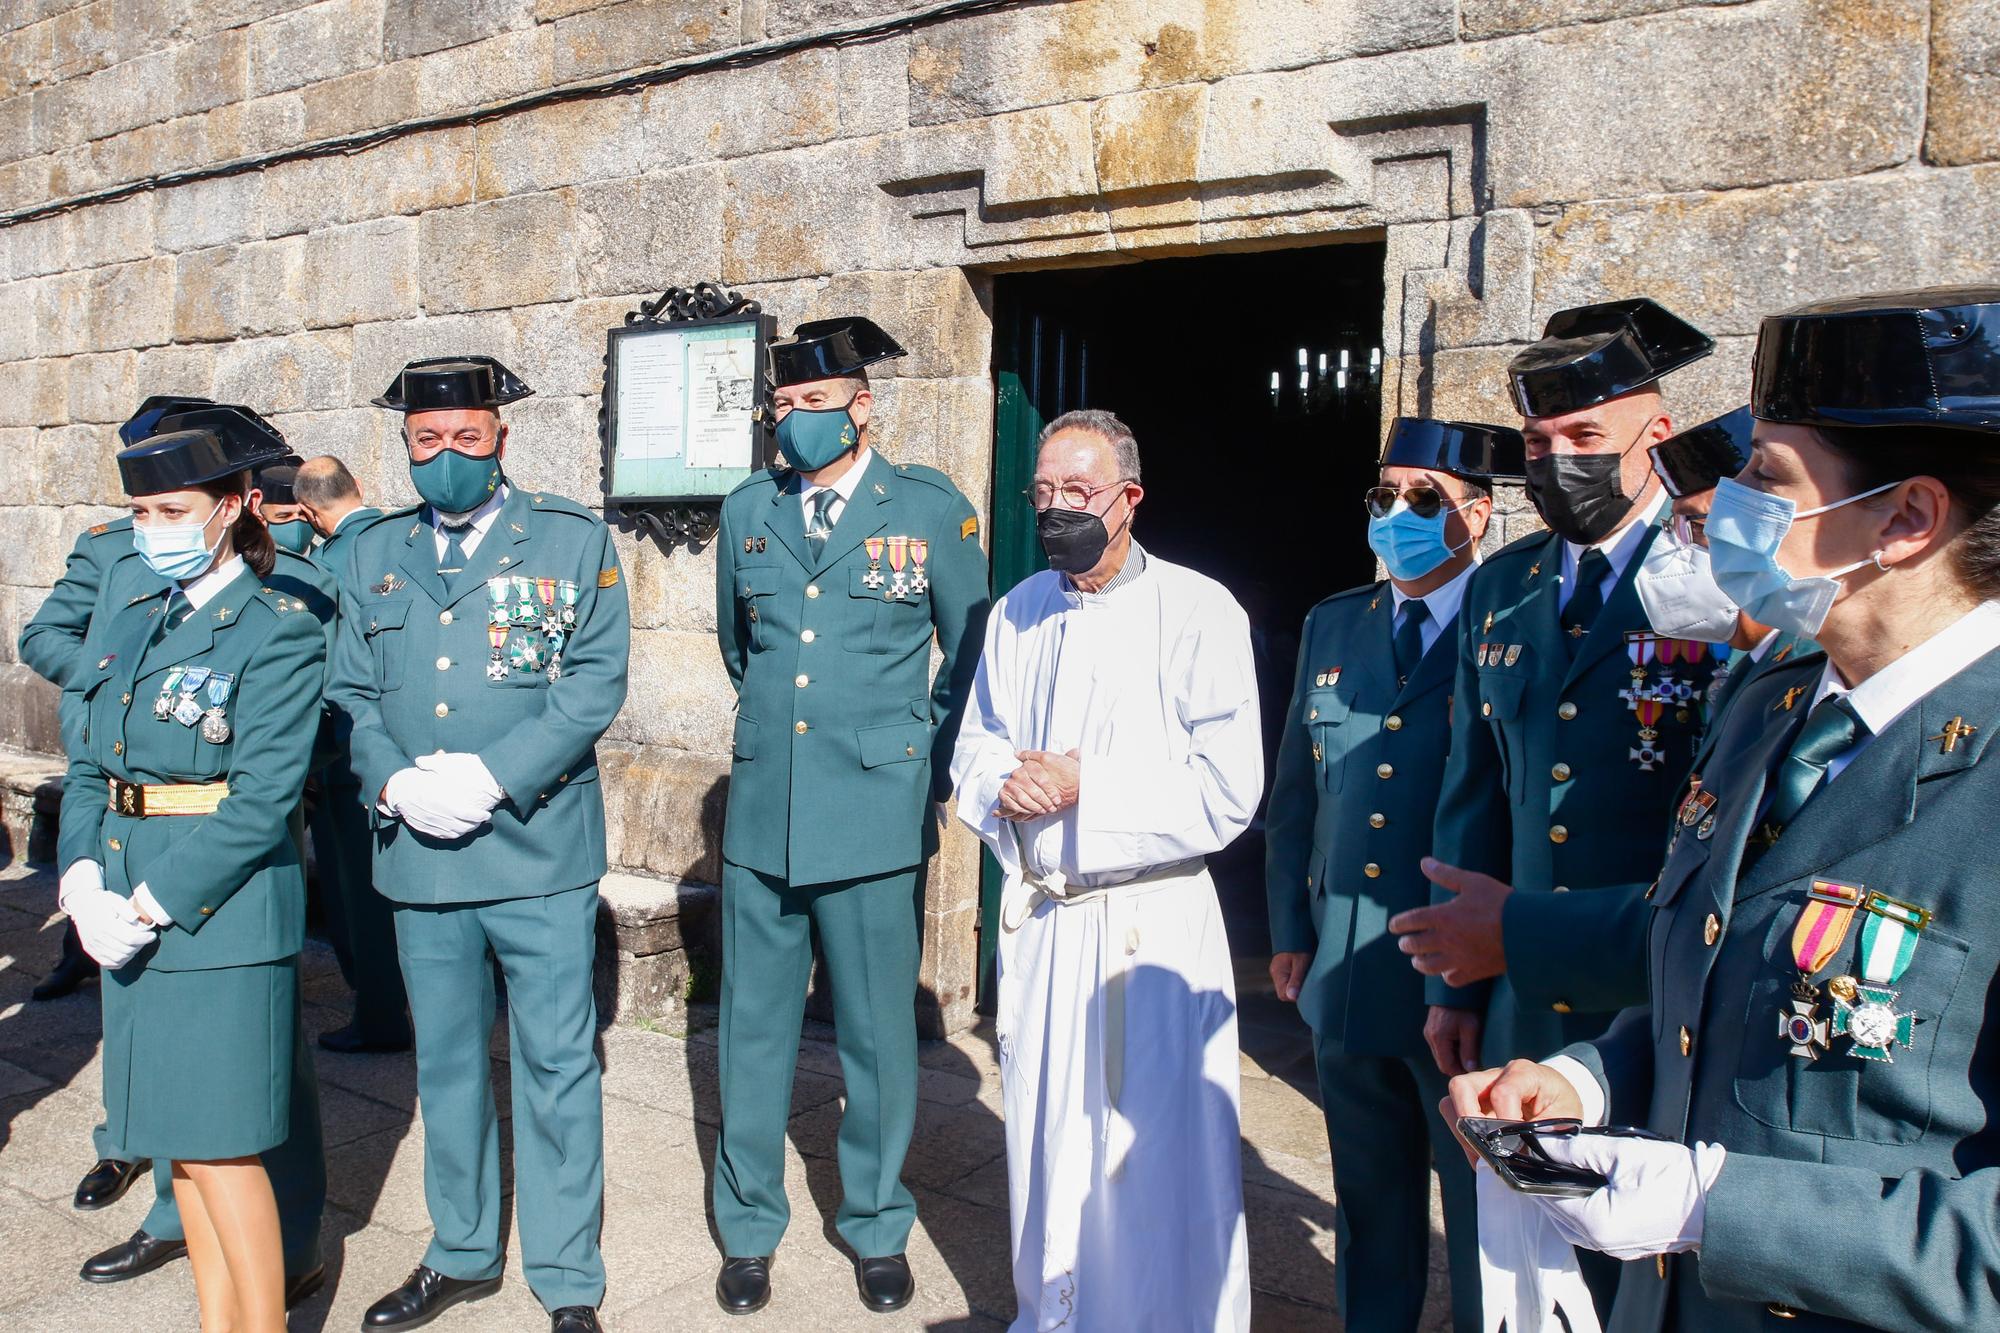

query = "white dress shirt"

[
  {"left": 430, "top": 484, "right": 509, "bottom": 560},
  {"left": 1390, "top": 556, "right": 1478, "bottom": 656},
  {"left": 800, "top": 449, "right": 874, "bottom": 529},
  {"left": 1558, "top": 487, "right": 1668, "bottom": 611}
]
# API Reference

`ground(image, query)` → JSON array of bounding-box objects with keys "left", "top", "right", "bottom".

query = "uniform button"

[
  {"left": 1368, "top": 812, "right": 1386, "bottom": 828},
  {"left": 1305, "top": 875, "right": 1314, "bottom": 888},
  {"left": 1552, "top": 762, "right": 1571, "bottom": 781},
  {"left": 806, "top": 584, "right": 820, "bottom": 599},
  {"left": 1558, "top": 701, "right": 1578, "bottom": 720},
  {"left": 434, "top": 702, "right": 448, "bottom": 718},
  {"left": 794, "top": 720, "right": 808, "bottom": 734},
  {"left": 905, "top": 744, "right": 916, "bottom": 756},
  {"left": 439, "top": 610, "right": 453, "bottom": 625},
  {"left": 119, "top": 693, "right": 131, "bottom": 705},
  {"left": 436, "top": 656, "right": 451, "bottom": 671},
  {"left": 1481, "top": 701, "right": 1492, "bottom": 717},
  {"left": 1656, "top": 1255, "right": 1668, "bottom": 1280},
  {"left": 1384, "top": 714, "right": 1403, "bottom": 731},
  {"left": 200, "top": 905, "right": 213, "bottom": 916},
  {"left": 1363, "top": 863, "right": 1381, "bottom": 878},
  {"left": 1767, "top": 1306, "right": 1798, "bottom": 1320},
  {"left": 1376, "top": 763, "right": 1393, "bottom": 779},
  {"left": 107, "top": 837, "right": 121, "bottom": 851},
  {"left": 1552, "top": 999, "right": 1572, "bottom": 1015},
  {"left": 1552, "top": 885, "right": 1569, "bottom": 894},
  {"left": 800, "top": 629, "right": 815, "bottom": 643},
  {"left": 1679, "top": 1025, "right": 1693, "bottom": 1056},
  {"left": 1549, "top": 825, "right": 1568, "bottom": 844},
  {"left": 795, "top": 674, "right": 809, "bottom": 688},
  {"left": 112, "top": 741, "right": 123, "bottom": 756},
  {"left": 1704, "top": 913, "right": 1721, "bottom": 946},
  {"left": 1307, "top": 707, "right": 1319, "bottom": 721}
]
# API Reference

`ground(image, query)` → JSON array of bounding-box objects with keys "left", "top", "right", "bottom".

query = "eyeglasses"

[
  {"left": 408, "top": 430, "right": 499, "bottom": 462},
  {"left": 1026, "top": 477, "right": 1133, "bottom": 511},
  {"left": 1365, "top": 485, "right": 1463, "bottom": 520},
  {"left": 1671, "top": 513, "right": 1708, "bottom": 547}
]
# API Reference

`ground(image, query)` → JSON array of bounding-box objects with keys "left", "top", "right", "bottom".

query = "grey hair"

[{"left": 1038, "top": 409, "right": 1141, "bottom": 484}]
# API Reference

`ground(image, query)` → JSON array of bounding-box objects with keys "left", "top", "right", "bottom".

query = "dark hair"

[
  {"left": 1817, "top": 424, "right": 2000, "bottom": 598},
  {"left": 1452, "top": 474, "right": 1494, "bottom": 501},
  {"left": 196, "top": 470, "right": 275, "bottom": 578}
]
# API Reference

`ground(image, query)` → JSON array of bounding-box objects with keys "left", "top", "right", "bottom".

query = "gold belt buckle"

[{"left": 107, "top": 779, "right": 144, "bottom": 817}]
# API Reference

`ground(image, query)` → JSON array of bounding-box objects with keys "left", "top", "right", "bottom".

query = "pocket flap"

[
  {"left": 857, "top": 719, "right": 929, "bottom": 768},
  {"left": 1478, "top": 672, "right": 1527, "bottom": 721},
  {"left": 364, "top": 600, "right": 409, "bottom": 635},
  {"left": 738, "top": 566, "right": 781, "bottom": 599},
  {"left": 732, "top": 713, "right": 759, "bottom": 761},
  {"left": 1648, "top": 839, "right": 1709, "bottom": 911},
  {"left": 1304, "top": 686, "right": 1354, "bottom": 726}
]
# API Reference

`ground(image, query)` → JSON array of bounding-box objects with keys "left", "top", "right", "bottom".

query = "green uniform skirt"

[{"left": 101, "top": 955, "right": 300, "bottom": 1161}]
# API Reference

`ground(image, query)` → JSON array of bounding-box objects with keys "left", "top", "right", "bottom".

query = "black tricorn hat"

[
  {"left": 118, "top": 405, "right": 290, "bottom": 497},
  {"left": 1752, "top": 286, "right": 2000, "bottom": 434},
  {"left": 253, "top": 458, "right": 306, "bottom": 505},
  {"left": 118, "top": 394, "right": 215, "bottom": 447},
  {"left": 1380, "top": 416, "right": 1527, "bottom": 480},
  {"left": 371, "top": 356, "right": 534, "bottom": 412},
  {"left": 768, "top": 317, "right": 905, "bottom": 388},
  {"left": 1508, "top": 299, "right": 1715, "bottom": 418},
  {"left": 1649, "top": 407, "right": 1752, "bottom": 499}
]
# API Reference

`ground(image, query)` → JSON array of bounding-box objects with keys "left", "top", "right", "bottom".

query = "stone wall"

[{"left": 0, "top": 0, "right": 1990, "bottom": 1032}]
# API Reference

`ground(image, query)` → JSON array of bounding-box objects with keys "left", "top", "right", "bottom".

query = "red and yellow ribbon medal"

[
  {"left": 885, "top": 535, "right": 909, "bottom": 600},
  {"left": 909, "top": 538, "right": 930, "bottom": 594},
  {"left": 1776, "top": 879, "right": 1863, "bottom": 1059},
  {"left": 863, "top": 536, "right": 886, "bottom": 589}
]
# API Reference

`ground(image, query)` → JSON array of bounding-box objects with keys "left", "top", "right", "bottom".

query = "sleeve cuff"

[
  {"left": 1544, "top": 1054, "right": 1607, "bottom": 1127},
  {"left": 130, "top": 882, "right": 173, "bottom": 928}
]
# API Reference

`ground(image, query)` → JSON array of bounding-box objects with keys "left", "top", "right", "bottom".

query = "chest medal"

[
  {"left": 1828, "top": 893, "right": 1931, "bottom": 1063},
  {"left": 1775, "top": 879, "right": 1864, "bottom": 1060}
]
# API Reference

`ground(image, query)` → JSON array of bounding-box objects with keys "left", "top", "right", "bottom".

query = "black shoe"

[
  {"left": 32, "top": 952, "right": 98, "bottom": 1001},
  {"left": 363, "top": 1265, "right": 502, "bottom": 1329},
  {"left": 551, "top": 1308, "right": 602, "bottom": 1332},
  {"left": 79, "top": 1229, "right": 188, "bottom": 1283},
  {"left": 73, "top": 1157, "right": 149, "bottom": 1210},
  {"left": 856, "top": 1254, "right": 914, "bottom": 1314},
  {"left": 318, "top": 1022, "right": 413, "bottom": 1054},
  {"left": 286, "top": 1263, "right": 326, "bottom": 1309},
  {"left": 715, "top": 1256, "right": 772, "bottom": 1315}
]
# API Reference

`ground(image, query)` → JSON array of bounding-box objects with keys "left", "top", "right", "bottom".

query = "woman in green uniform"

[
  {"left": 59, "top": 419, "right": 326, "bottom": 1332},
  {"left": 1450, "top": 286, "right": 2000, "bottom": 1330}
]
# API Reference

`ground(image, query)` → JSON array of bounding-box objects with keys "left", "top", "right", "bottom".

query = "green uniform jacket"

[
  {"left": 713, "top": 456, "right": 989, "bottom": 886},
  {"left": 58, "top": 567, "right": 326, "bottom": 968},
  {"left": 1431, "top": 525, "right": 1718, "bottom": 1058},
  {"left": 317, "top": 507, "right": 383, "bottom": 570},
  {"left": 22, "top": 517, "right": 133, "bottom": 754},
  {"left": 324, "top": 487, "right": 631, "bottom": 904},
  {"left": 1564, "top": 646, "right": 2000, "bottom": 1331},
  {"left": 1266, "top": 580, "right": 1457, "bottom": 1059}
]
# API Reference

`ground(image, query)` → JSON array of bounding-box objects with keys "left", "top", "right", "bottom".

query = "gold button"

[
  {"left": 905, "top": 744, "right": 916, "bottom": 756},
  {"left": 806, "top": 584, "right": 820, "bottom": 599},
  {"left": 1481, "top": 701, "right": 1492, "bottom": 717},
  {"left": 1552, "top": 762, "right": 1571, "bottom": 781},
  {"left": 801, "top": 629, "right": 815, "bottom": 643},
  {"left": 119, "top": 693, "right": 131, "bottom": 705},
  {"left": 439, "top": 610, "right": 453, "bottom": 625},
  {"left": 1679, "top": 1025, "right": 1692, "bottom": 1056},
  {"left": 1558, "top": 701, "right": 1578, "bottom": 720},
  {"left": 1368, "top": 812, "right": 1386, "bottom": 828},
  {"left": 1305, "top": 875, "right": 1314, "bottom": 888},
  {"left": 1364, "top": 863, "right": 1381, "bottom": 878},
  {"left": 794, "top": 720, "right": 808, "bottom": 734},
  {"left": 1307, "top": 707, "right": 1319, "bottom": 721},
  {"left": 1549, "top": 825, "right": 1568, "bottom": 844},
  {"left": 795, "top": 674, "right": 809, "bottom": 688},
  {"left": 1656, "top": 1255, "right": 1668, "bottom": 1280},
  {"left": 200, "top": 905, "right": 213, "bottom": 916},
  {"left": 1704, "top": 913, "right": 1721, "bottom": 946},
  {"left": 112, "top": 741, "right": 123, "bottom": 755},
  {"left": 1552, "top": 885, "right": 1569, "bottom": 894},
  {"left": 436, "top": 656, "right": 451, "bottom": 670},
  {"left": 1376, "top": 763, "right": 1393, "bottom": 779},
  {"left": 1385, "top": 714, "right": 1403, "bottom": 731},
  {"left": 107, "top": 837, "right": 121, "bottom": 851},
  {"left": 1768, "top": 1306, "right": 1798, "bottom": 1320},
  {"left": 434, "top": 702, "right": 448, "bottom": 718},
  {"left": 1553, "top": 1000, "right": 1572, "bottom": 1015}
]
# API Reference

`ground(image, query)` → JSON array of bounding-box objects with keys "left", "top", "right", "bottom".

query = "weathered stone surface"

[
  {"left": 597, "top": 744, "right": 729, "bottom": 887},
  {"left": 838, "top": 33, "right": 909, "bottom": 138},
  {"left": 134, "top": 341, "right": 217, "bottom": 399},
  {"left": 350, "top": 308, "right": 521, "bottom": 410},
  {"left": 385, "top": 0, "right": 537, "bottom": 62},
  {"left": 496, "top": 392, "right": 603, "bottom": 498},
  {"left": 411, "top": 24, "right": 555, "bottom": 120},
  {"left": 62, "top": 193, "right": 154, "bottom": 270},
  {"left": 419, "top": 191, "right": 580, "bottom": 313},
  {"left": 173, "top": 237, "right": 307, "bottom": 341},
  {"left": 0, "top": 94, "right": 30, "bottom": 167},
  {"left": 0, "top": 361, "right": 67, "bottom": 429},
  {"left": 0, "top": 665, "right": 62, "bottom": 757},
  {"left": 263, "top": 128, "right": 475, "bottom": 237},
  {"left": 1927, "top": 0, "right": 2000, "bottom": 166},
  {"left": 62, "top": 351, "right": 135, "bottom": 423},
  {"left": 613, "top": 629, "right": 735, "bottom": 752},
  {"left": 571, "top": 164, "right": 725, "bottom": 299},
  {"left": 153, "top": 172, "right": 264, "bottom": 253},
  {"left": 296, "top": 63, "right": 421, "bottom": 142},
  {"left": 82, "top": 257, "right": 173, "bottom": 352},
  {"left": 643, "top": 48, "right": 841, "bottom": 169},
  {"left": 551, "top": 0, "right": 737, "bottom": 83},
  {"left": 171, "top": 26, "right": 250, "bottom": 120},
  {"left": 262, "top": 406, "right": 387, "bottom": 496},
  {"left": 1462, "top": 0, "right": 1752, "bottom": 41},
  {"left": 474, "top": 94, "right": 648, "bottom": 200},
  {"left": 611, "top": 522, "right": 716, "bottom": 633},
  {"left": 213, "top": 328, "right": 353, "bottom": 412},
  {"left": 304, "top": 218, "right": 420, "bottom": 328},
  {"left": 248, "top": 0, "right": 384, "bottom": 98},
  {"left": 1091, "top": 83, "right": 1204, "bottom": 195},
  {"left": 718, "top": 141, "right": 904, "bottom": 282},
  {"left": 594, "top": 871, "right": 719, "bottom": 1024}
]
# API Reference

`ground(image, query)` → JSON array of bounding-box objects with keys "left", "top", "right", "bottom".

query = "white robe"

[{"left": 951, "top": 552, "right": 1263, "bottom": 1333}]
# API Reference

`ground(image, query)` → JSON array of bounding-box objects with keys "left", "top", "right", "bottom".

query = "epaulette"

[
  {"left": 889, "top": 461, "right": 966, "bottom": 498},
  {"left": 1308, "top": 580, "right": 1389, "bottom": 618},
  {"left": 85, "top": 515, "right": 133, "bottom": 540},
  {"left": 725, "top": 467, "right": 790, "bottom": 502},
  {"left": 520, "top": 491, "right": 605, "bottom": 523},
  {"left": 1487, "top": 529, "right": 1554, "bottom": 563},
  {"left": 252, "top": 584, "right": 311, "bottom": 617}
]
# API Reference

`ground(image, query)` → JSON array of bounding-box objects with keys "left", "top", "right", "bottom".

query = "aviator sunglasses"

[{"left": 1364, "top": 484, "right": 1462, "bottom": 520}]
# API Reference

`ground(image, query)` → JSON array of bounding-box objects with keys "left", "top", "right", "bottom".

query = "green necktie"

[
  {"left": 1561, "top": 547, "right": 1611, "bottom": 654},
  {"left": 438, "top": 521, "right": 472, "bottom": 585},
  {"left": 1763, "top": 694, "right": 1865, "bottom": 834},
  {"left": 805, "top": 489, "right": 837, "bottom": 556},
  {"left": 1393, "top": 598, "right": 1427, "bottom": 686}
]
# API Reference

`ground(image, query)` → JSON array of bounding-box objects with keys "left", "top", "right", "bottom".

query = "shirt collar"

[
  {"left": 430, "top": 484, "right": 508, "bottom": 535},
  {"left": 1566, "top": 485, "right": 1667, "bottom": 582},
  {"left": 179, "top": 554, "right": 246, "bottom": 612},
  {"left": 1390, "top": 555, "right": 1478, "bottom": 628},
  {"left": 801, "top": 449, "right": 874, "bottom": 504},
  {"left": 1813, "top": 599, "right": 2000, "bottom": 736},
  {"left": 1746, "top": 628, "right": 1781, "bottom": 664}
]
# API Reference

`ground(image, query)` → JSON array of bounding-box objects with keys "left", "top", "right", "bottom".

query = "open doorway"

[{"left": 980, "top": 241, "right": 1389, "bottom": 996}]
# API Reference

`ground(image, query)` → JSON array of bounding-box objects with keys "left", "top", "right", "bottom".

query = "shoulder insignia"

[
  {"left": 873, "top": 482, "right": 886, "bottom": 496},
  {"left": 510, "top": 522, "right": 525, "bottom": 534},
  {"left": 260, "top": 587, "right": 275, "bottom": 595},
  {"left": 961, "top": 515, "right": 978, "bottom": 541},
  {"left": 532, "top": 494, "right": 545, "bottom": 505},
  {"left": 598, "top": 567, "right": 620, "bottom": 588},
  {"left": 89, "top": 523, "right": 109, "bottom": 536},
  {"left": 408, "top": 524, "right": 422, "bottom": 538}
]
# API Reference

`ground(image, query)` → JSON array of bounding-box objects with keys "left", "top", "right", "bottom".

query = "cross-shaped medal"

[{"left": 1928, "top": 716, "right": 1978, "bottom": 753}]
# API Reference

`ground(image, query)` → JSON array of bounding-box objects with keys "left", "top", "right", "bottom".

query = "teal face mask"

[
  {"left": 411, "top": 449, "right": 502, "bottom": 516},
  {"left": 775, "top": 401, "right": 861, "bottom": 472},
  {"left": 268, "top": 519, "right": 313, "bottom": 554}
]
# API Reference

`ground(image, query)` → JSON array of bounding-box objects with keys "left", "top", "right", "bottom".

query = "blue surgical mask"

[
  {"left": 134, "top": 501, "right": 230, "bottom": 581},
  {"left": 268, "top": 519, "right": 314, "bottom": 554},
  {"left": 775, "top": 401, "right": 861, "bottom": 472},
  {"left": 1705, "top": 476, "right": 1903, "bottom": 637},
  {"left": 1367, "top": 499, "right": 1472, "bottom": 582}
]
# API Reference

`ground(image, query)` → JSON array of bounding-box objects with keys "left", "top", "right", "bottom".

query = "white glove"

[
  {"left": 1477, "top": 1163, "right": 1602, "bottom": 1333},
  {"left": 1529, "top": 1134, "right": 1726, "bottom": 1262},
  {"left": 415, "top": 752, "right": 506, "bottom": 818},
  {"left": 70, "top": 888, "right": 158, "bottom": 971},
  {"left": 57, "top": 860, "right": 105, "bottom": 915},
  {"left": 383, "top": 767, "right": 486, "bottom": 841}
]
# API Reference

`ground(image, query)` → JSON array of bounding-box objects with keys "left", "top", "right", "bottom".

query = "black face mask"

[
  {"left": 1037, "top": 503, "right": 1129, "bottom": 575},
  {"left": 1523, "top": 422, "right": 1652, "bottom": 544}
]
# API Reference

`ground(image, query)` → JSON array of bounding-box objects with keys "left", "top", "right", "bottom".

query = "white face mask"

[
  {"left": 1633, "top": 523, "right": 1741, "bottom": 643},
  {"left": 1706, "top": 476, "right": 1903, "bottom": 638}
]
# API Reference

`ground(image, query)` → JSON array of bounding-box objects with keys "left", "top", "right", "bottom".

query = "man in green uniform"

[
  {"left": 1267, "top": 418, "right": 1521, "bottom": 1333},
  {"left": 328, "top": 356, "right": 627, "bottom": 1333},
  {"left": 710, "top": 318, "right": 988, "bottom": 1315},
  {"left": 291, "top": 455, "right": 411, "bottom": 1053}
]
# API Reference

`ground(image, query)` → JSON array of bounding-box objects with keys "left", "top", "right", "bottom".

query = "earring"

[{"left": 1871, "top": 551, "right": 1892, "bottom": 572}]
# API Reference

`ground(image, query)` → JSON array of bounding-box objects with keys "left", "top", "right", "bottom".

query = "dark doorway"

[{"left": 980, "top": 242, "right": 1388, "bottom": 994}]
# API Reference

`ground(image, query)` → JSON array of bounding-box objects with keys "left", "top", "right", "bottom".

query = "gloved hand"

[
  {"left": 415, "top": 752, "right": 506, "bottom": 820},
  {"left": 1529, "top": 1134, "right": 1727, "bottom": 1262},
  {"left": 57, "top": 860, "right": 105, "bottom": 915},
  {"left": 70, "top": 887, "right": 158, "bottom": 971},
  {"left": 382, "top": 767, "right": 486, "bottom": 841}
]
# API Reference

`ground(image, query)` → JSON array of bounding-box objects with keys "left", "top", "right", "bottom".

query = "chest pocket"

[
  {"left": 1733, "top": 898, "right": 1971, "bottom": 1145},
  {"left": 363, "top": 599, "right": 410, "bottom": 691},
  {"left": 845, "top": 566, "right": 927, "bottom": 655},
  {"left": 737, "top": 565, "right": 781, "bottom": 652},
  {"left": 1303, "top": 687, "right": 1356, "bottom": 794},
  {"left": 1476, "top": 670, "right": 1528, "bottom": 804}
]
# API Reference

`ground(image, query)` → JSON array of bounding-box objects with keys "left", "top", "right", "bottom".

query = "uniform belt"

[{"left": 107, "top": 778, "right": 229, "bottom": 817}]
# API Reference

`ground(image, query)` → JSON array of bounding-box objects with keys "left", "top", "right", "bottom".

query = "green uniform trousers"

[
  {"left": 1315, "top": 1041, "right": 1479, "bottom": 1333},
  {"left": 394, "top": 883, "right": 605, "bottom": 1312},
  {"left": 307, "top": 775, "right": 410, "bottom": 1043},
  {"left": 714, "top": 858, "right": 921, "bottom": 1260}
]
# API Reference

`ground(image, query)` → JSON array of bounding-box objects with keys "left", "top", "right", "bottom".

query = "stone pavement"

[{"left": 0, "top": 862, "right": 1452, "bottom": 1330}]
